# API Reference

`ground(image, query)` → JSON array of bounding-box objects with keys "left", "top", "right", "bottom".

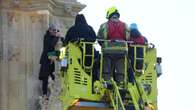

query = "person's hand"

[
  {"left": 56, "top": 32, "right": 63, "bottom": 37},
  {"left": 49, "top": 56, "right": 57, "bottom": 62},
  {"left": 110, "top": 39, "right": 117, "bottom": 43}
]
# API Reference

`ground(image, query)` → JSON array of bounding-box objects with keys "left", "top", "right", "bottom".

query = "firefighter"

[{"left": 97, "top": 6, "right": 130, "bottom": 84}]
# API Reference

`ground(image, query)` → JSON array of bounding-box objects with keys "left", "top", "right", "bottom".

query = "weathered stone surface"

[{"left": 0, "top": 0, "right": 85, "bottom": 110}]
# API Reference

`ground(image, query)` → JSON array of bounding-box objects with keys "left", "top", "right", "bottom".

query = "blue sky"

[{"left": 78, "top": 0, "right": 195, "bottom": 109}]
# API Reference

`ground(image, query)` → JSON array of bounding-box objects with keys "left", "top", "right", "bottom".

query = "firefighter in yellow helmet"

[
  {"left": 106, "top": 6, "right": 120, "bottom": 19},
  {"left": 98, "top": 6, "right": 130, "bottom": 84}
]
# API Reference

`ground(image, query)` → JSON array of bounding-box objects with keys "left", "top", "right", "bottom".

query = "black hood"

[{"left": 75, "top": 14, "right": 87, "bottom": 25}]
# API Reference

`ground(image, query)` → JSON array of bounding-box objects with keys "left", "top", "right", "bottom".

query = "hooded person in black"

[
  {"left": 64, "top": 14, "right": 99, "bottom": 81},
  {"left": 39, "top": 24, "right": 63, "bottom": 99},
  {"left": 64, "top": 14, "right": 96, "bottom": 44}
]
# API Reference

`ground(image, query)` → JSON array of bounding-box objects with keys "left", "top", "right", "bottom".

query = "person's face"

[
  {"left": 110, "top": 14, "right": 119, "bottom": 22},
  {"left": 49, "top": 28, "right": 60, "bottom": 36}
]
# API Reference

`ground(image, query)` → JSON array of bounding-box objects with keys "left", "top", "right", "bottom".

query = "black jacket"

[
  {"left": 64, "top": 14, "right": 96, "bottom": 44},
  {"left": 39, "top": 31, "right": 59, "bottom": 80},
  {"left": 40, "top": 31, "right": 58, "bottom": 64}
]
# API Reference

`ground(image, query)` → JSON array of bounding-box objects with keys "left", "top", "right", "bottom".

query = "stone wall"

[{"left": 0, "top": 0, "right": 85, "bottom": 110}]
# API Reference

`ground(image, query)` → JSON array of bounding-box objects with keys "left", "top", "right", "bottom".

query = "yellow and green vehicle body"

[{"left": 58, "top": 41, "right": 160, "bottom": 110}]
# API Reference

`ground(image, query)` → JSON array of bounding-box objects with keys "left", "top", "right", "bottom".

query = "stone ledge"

[{"left": 0, "top": 0, "right": 86, "bottom": 17}]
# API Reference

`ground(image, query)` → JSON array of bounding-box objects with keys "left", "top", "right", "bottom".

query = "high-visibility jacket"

[
  {"left": 108, "top": 21, "right": 126, "bottom": 40},
  {"left": 97, "top": 20, "right": 130, "bottom": 53}
]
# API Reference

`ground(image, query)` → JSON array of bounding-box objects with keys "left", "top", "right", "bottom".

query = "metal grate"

[
  {"left": 74, "top": 68, "right": 81, "bottom": 84},
  {"left": 74, "top": 68, "right": 88, "bottom": 85}
]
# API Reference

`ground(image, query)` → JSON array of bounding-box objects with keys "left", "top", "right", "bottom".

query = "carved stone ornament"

[
  {"left": 8, "top": 46, "right": 21, "bottom": 62},
  {"left": 30, "top": 13, "right": 43, "bottom": 23},
  {"left": 7, "top": 11, "right": 21, "bottom": 25}
]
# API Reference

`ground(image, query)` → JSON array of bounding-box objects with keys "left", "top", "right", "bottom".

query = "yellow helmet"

[{"left": 106, "top": 6, "right": 120, "bottom": 19}]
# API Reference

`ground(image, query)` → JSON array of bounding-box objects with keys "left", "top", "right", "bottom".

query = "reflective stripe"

[
  {"left": 102, "top": 23, "right": 107, "bottom": 39},
  {"left": 125, "top": 24, "right": 130, "bottom": 40}
]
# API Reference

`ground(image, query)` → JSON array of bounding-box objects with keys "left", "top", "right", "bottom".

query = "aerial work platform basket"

[{"left": 49, "top": 40, "right": 161, "bottom": 110}]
